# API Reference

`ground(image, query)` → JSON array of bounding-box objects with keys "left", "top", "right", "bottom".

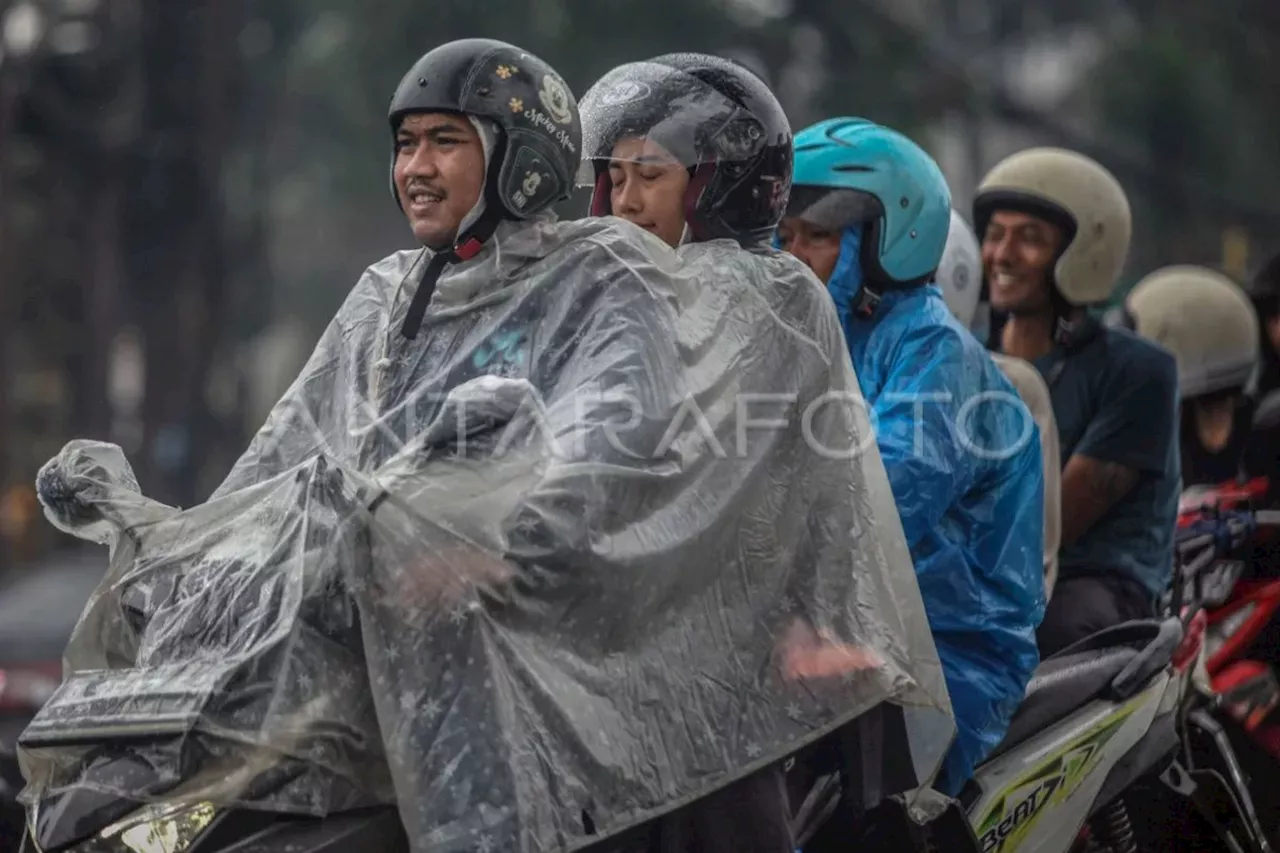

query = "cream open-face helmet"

[
  {"left": 974, "top": 148, "right": 1132, "bottom": 306},
  {"left": 1125, "top": 264, "right": 1259, "bottom": 399}
]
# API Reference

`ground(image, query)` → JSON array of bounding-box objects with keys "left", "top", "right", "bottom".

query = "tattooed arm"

[
  {"left": 1059, "top": 455, "right": 1140, "bottom": 547},
  {"left": 1058, "top": 339, "right": 1179, "bottom": 548}
]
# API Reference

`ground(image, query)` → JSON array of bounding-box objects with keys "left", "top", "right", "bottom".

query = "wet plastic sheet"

[
  {"left": 22, "top": 443, "right": 393, "bottom": 816},
  {"left": 22, "top": 217, "right": 952, "bottom": 852}
]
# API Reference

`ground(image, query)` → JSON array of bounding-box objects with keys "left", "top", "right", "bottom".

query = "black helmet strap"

[{"left": 399, "top": 204, "right": 503, "bottom": 341}]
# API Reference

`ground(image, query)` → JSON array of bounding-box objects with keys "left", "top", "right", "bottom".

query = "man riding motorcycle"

[
  {"left": 937, "top": 210, "right": 1062, "bottom": 599},
  {"left": 975, "top": 148, "right": 1180, "bottom": 656},
  {"left": 27, "top": 40, "right": 953, "bottom": 853},
  {"left": 1126, "top": 265, "right": 1280, "bottom": 846},
  {"left": 1125, "top": 265, "right": 1260, "bottom": 488},
  {"left": 776, "top": 117, "right": 1045, "bottom": 797}
]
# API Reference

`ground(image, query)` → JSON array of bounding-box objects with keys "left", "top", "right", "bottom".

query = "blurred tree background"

[{"left": 1, "top": 0, "right": 1278, "bottom": 569}]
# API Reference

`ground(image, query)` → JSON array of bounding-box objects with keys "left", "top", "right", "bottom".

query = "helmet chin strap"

[{"left": 852, "top": 285, "right": 883, "bottom": 318}]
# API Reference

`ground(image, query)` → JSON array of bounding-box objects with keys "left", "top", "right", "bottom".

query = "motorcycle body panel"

[
  {"left": 964, "top": 676, "right": 1170, "bottom": 853},
  {"left": 1206, "top": 579, "right": 1280, "bottom": 675},
  {"left": 1187, "top": 480, "right": 1280, "bottom": 763}
]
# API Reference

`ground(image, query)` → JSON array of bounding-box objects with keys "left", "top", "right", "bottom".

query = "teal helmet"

[{"left": 790, "top": 117, "right": 951, "bottom": 285}]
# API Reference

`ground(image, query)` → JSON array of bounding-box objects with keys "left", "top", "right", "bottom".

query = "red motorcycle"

[
  {"left": 1178, "top": 478, "right": 1280, "bottom": 751},
  {"left": 1177, "top": 477, "right": 1280, "bottom": 840}
]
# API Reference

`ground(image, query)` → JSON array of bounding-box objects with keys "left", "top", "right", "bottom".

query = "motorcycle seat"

[
  {"left": 987, "top": 646, "right": 1137, "bottom": 761},
  {"left": 1053, "top": 617, "right": 1183, "bottom": 700},
  {"left": 986, "top": 618, "right": 1181, "bottom": 761}
]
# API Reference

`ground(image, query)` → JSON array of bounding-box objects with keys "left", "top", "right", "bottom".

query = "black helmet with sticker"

[
  {"left": 577, "top": 53, "right": 792, "bottom": 248},
  {"left": 387, "top": 39, "right": 582, "bottom": 339},
  {"left": 389, "top": 38, "right": 580, "bottom": 223}
]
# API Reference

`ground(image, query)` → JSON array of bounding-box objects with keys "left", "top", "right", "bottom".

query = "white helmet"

[
  {"left": 1126, "top": 265, "right": 1259, "bottom": 399},
  {"left": 935, "top": 209, "right": 982, "bottom": 328},
  {"left": 974, "top": 148, "right": 1132, "bottom": 306}
]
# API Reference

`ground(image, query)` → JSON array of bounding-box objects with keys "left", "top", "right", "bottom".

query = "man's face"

[
  {"left": 981, "top": 209, "right": 1066, "bottom": 315},
  {"left": 607, "top": 136, "right": 690, "bottom": 248},
  {"left": 393, "top": 113, "right": 485, "bottom": 249},
  {"left": 777, "top": 217, "right": 843, "bottom": 284}
]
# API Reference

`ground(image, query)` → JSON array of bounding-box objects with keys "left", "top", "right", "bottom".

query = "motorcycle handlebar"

[
  {"left": 1177, "top": 515, "right": 1251, "bottom": 560},
  {"left": 1175, "top": 513, "right": 1253, "bottom": 602},
  {"left": 1254, "top": 509, "right": 1280, "bottom": 527}
]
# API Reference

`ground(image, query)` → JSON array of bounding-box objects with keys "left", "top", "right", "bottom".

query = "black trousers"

[
  {"left": 651, "top": 767, "right": 793, "bottom": 853},
  {"left": 1037, "top": 573, "right": 1155, "bottom": 657},
  {"left": 602, "top": 766, "right": 795, "bottom": 853}
]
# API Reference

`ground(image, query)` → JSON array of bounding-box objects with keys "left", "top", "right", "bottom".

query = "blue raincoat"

[{"left": 829, "top": 229, "right": 1046, "bottom": 793}]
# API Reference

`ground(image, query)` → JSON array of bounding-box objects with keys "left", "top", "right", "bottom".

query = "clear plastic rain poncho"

[{"left": 20, "top": 216, "right": 952, "bottom": 852}]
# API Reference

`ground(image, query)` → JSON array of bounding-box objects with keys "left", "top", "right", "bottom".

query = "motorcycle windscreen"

[
  {"left": 18, "top": 451, "right": 395, "bottom": 820},
  {"left": 18, "top": 220, "right": 952, "bottom": 852}
]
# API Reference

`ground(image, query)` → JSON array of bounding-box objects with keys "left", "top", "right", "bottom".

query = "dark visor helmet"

[{"left": 577, "top": 53, "right": 792, "bottom": 248}]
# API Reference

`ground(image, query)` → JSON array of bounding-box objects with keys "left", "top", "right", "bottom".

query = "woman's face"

[{"left": 606, "top": 137, "right": 690, "bottom": 248}]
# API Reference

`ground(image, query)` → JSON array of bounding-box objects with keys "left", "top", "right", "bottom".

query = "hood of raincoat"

[{"left": 21, "top": 216, "right": 951, "bottom": 853}]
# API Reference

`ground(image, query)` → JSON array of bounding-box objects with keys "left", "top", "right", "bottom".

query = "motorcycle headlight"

[{"left": 57, "top": 801, "right": 218, "bottom": 853}]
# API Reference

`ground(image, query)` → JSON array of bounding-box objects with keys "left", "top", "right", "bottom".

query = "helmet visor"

[
  {"left": 576, "top": 60, "right": 769, "bottom": 187},
  {"left": 783, "top": 186, "right": 882, "bottom": 232}
]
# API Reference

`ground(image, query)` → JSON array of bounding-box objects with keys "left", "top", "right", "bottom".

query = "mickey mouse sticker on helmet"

[{"left": 538, "top": 74, "right": 574, "bottom": 125}]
